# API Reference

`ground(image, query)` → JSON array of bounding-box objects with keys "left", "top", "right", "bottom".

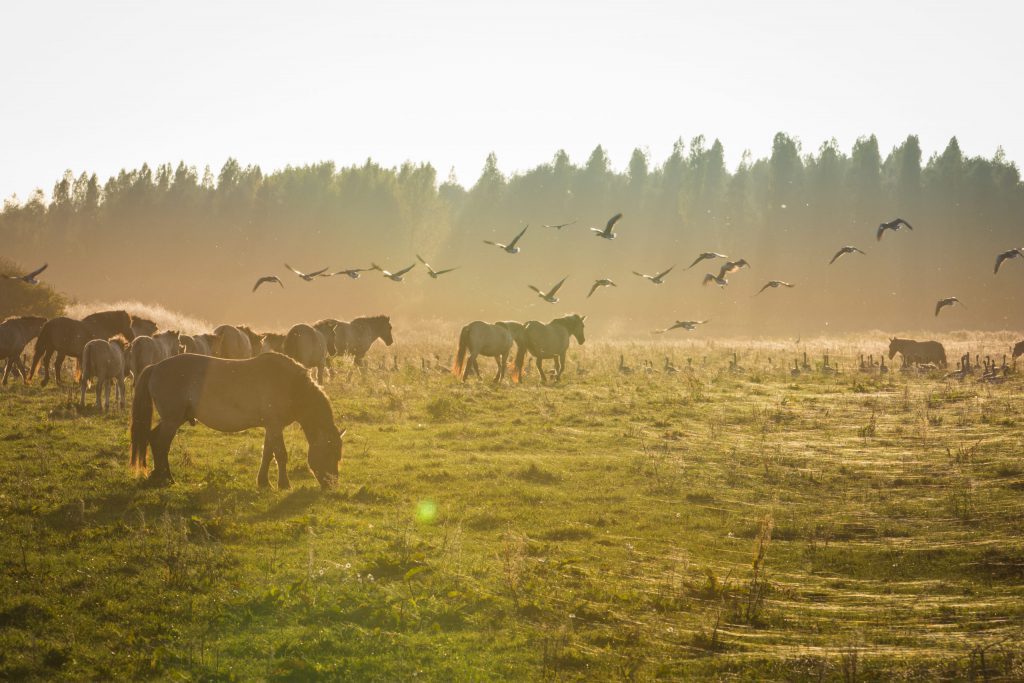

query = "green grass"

[{"left": 1, "top": 340, "right": 1023, "bottom": 680}]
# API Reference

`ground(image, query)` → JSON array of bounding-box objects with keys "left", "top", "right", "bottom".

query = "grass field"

[{"left": 1, "top": 333, "right": 1023, "bottom": 681}]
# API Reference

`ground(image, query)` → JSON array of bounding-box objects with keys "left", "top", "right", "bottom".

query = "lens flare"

[{"left": 416, "top": 500, "right": 437, "bottom": 524}]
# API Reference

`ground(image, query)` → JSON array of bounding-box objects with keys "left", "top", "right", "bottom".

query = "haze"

[{"left": 2, "top": 0, "right": 1022, "bottom": 201}]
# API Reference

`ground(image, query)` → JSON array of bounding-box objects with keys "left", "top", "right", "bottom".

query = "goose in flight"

[
  {"left": 543, "top": 219, "right": 577, "bottom": 229},
  {"left": 756, "top": 280, "right": 795, "bottom": 295},
  {"left": 718, "top": 259, "right": 750, "bottom": 277},
  {"left": 590, "top": 212, "right": 623, "bottom": 240},
  {"left": 286, "top": 264, "right": 329, "bottom": 281},
  {"left": 4, "top": 263, "right": 47, "bottom": 285},
  {"left": 686, "top": 252, "right": 728, "bottom": 270},
  {"left": 633, "top": 265, "right": 675, "bottom": 285},
  {"left": 829, "top": 246, "right": 865, "bottom": 264},
  {"left": 327, "top": 267, "right": 368, "bottom": 279},
  {"left": 877, "top": 218, "right": 913, "bottom": 241},
  {"left": 702, "top": 273, "right": 728, "bottom": 288},
  {"left": 252, "top": 275, "right": 284, "bottom": 292},
  {"left": 528, "top": 276, "right": 568, "bottom": 303},
  {"left": 417, "top": 255, "right": 459, "bottom": 279},
  {"left": 655, "top": 319, "right": 710, "bottom": 333},
  {"left": 484, "top": 225, "right": 528, "bottom": 253},
  {"left": 935, "top": 297, "right": 965, "bottom": 317},
  {"left": 587, "top": 278, "right": 617, "bottom": 298},
  {"left": 994, "top": 248, "right": 1024, "bottom": 274},
  {"left": 371, "top": 262, "right": 416, "bottom": 282}
]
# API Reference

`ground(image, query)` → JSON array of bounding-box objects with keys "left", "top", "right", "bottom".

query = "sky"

[{"left": 2, "top": 0, "right": 1022, "bottom": 201}]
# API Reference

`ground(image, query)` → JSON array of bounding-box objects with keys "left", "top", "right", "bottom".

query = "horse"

[
  {"left": 129, "top": 330, "right": 182, "bottom": 380},
  {"left": 29, "top": 310, "right": 135, "bottom": 386},
  {"left": 888, "top": 337, "right": 947, "bottom": 369},
  {"left": 213, "top": 324, "right": 253, "bottom": 359},
  {"left": 131, "top": 317, "right": 158, "bottom": 338},
  {"left": 313, "top": 319, "right": 340, "bottom": 356},
  {"left": 261, "top": 333, "right": 286, "bottom": 354},
  {"left": 333, "top": 315, "right": 394, "bottom": 366},
  {"left": 80, "top": 336, "right": 130, "bottom": 412},
  {"left": 236, "top": 326, "right": 263, "bottom": 357},
  {"left": 284, "top": 323, "right": 329, "bottom": 384},
  {"left": 130, "top": 352, "right": 345, "bottom": 489},
  {"left": 0, "top": 315, "right": 46, "bottom": 385},
  {"left": 453, "top": 321, "right": 513, "bottom": 382},
  {"left": 1013, "top": 340, "right": 1024, "bottom": 360},
  {"left": 181, "top": 333, "right": 217, "bottom": 356},
  {"left": 512, "top": 314, "right": 586, "bottom": 383}
]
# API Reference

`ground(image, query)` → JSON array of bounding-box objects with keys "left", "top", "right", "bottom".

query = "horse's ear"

[
  {"left": 581, "top": 315, "right": 587, "bottom": 322},
  {"left": 338, "top": 428, "right": 347, "bottom": 439}
]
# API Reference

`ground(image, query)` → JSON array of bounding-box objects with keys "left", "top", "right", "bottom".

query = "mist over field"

[{"left": 3, "top": 134, "right": 1021, "bottom": 335}]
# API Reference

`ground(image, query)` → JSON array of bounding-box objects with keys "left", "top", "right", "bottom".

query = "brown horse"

[
  {"left": 80, "top": 336, "right": 130, "bottom": 411},
  {"left": 453, "top": 321, "right": 514, "bottom": 382},
  {"left": 30, "top": 310, "right": 134, "bottom": 386},
  {"left": 181, "top": 333, "right": 217, "bottom": 356},
  {"left": 130, "top": 352, "right": 345, "bottom": 489},
  {"left": 512, "top": 314, "right": 586, "bottom": 383},
  {"left": 261, "top": 333, "right": 286, "bottom": 354},
  {"left": 313, "top": 319, "right": 340, "bottom": 356},
  {"left": 334, "top": 315, "right": 394, "bottom": 366},
  {"left": 131, "top": 317, "right": 158, "bottom": 338},
  {"left": 284, "top": 323, "right": 329, "bottom": 384},
  {"left": 213, "top": 324, "right": 253, "bottom": 359},
  {"left": 129, "top": 330, "right": 182, "bottom": 380},
  {"left": 0, "top": 315, "right": 46, "bottom": 385},
  {"left": 888, "top": 337, "right": 947, "bottom": 368},
  {"left": 236, "top": 326, "right": 263, "bottom": 357}
]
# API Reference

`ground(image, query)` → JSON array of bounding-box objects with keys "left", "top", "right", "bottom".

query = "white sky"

[{"left": 2, "top": 0, "right": 1021, "bottom": 200}]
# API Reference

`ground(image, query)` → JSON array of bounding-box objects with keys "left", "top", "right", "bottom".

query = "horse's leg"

[
  {"left": 79, "top": 372, "right": 87, "bottom": 407},
  {"left": 464, "top": 351, "right": 478, "bottom": 381},
  {"left": 54, "top": 352, "right": 67, "bottom": 386},
  {"left": 257, "top": 431, "right": 275, "bottom": 489},
  {"left": 271, "top": 429, "right": 290, "bottom": 489},
  {"left": 536, "top": 357, "right": 546, "bottom": 384},
  {"left": 40, "top": 349, "right": 53, "bottom": 387},
  {"left": 513, "top": 347, "right": 527, "bottom": 383},
  {"left": 557, "top": 352, "right": 567, "bottom": 380},
  {"left": 493, "top": 355, "right": 503, "bottom": 382},
  {"left": 117, "top": 377, "right": 126, "bottom": 411},
  {"left": 2, "top": 359, "right": 11, "bottom": 386},
  {"left": 103, "top": 377, "right": 111, "bottom": 413},
  {"left": 149, "top": 420, "right": 180, "bottom": 484}
]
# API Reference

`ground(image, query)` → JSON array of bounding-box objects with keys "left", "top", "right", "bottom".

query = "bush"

[{"left": 0, "top": 257, "right": 67, "bottom": 319}]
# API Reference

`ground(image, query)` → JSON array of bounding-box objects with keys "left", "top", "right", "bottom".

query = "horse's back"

[
  {"left": 285, "top": 324, "right": 326, "bottom": 368},
  {"left": 213, "top": 325, "right": 253, "bottom": 359}
]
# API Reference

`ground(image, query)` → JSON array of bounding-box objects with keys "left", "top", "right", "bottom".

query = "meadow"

[{"left": 1, "top": 332, "right": 1022, "bottom": 681}]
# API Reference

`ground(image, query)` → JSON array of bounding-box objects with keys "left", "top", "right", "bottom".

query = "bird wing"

[
  {"left": 252, "top": 278, "right": 264, "bottom": 292},
  {"left": 995, "top": 252, "right": 1006, "bottom": 273},
  {"left": 507, "top": 225, "right": 529, "bottom": 248},
  {"left": 897, "top": 218, "right": 913, "bottom": 230},
  {"left": 717, "top": 263, "right": 730, "bottom": 279},
  {"left": 853, "top": 247, "right": 865, "bottom": 255},
  {"left": 876, "top": 225, "right": 887, "bottom": 241},
  {"left": 756, "top": 282, "right": 772, "bottom": 295},
  {"left": 587, "top": 282, "right": 600, "bottom": 298},
  {"left": 654, "top": 265, "right": 675, "bottom": 280},
  {"left": 632, "top": 271, "right": 648, "bottom": 279},
  {"left": 606, "top": 212, "right": 623, "bottom": 231},
  {"left": 285, "top": 263, "right": 305, "bottom": 277},
  {"left": 416, "top": 254, "right": 430, "bottom": 267},
  {"left": 26, "top": 263, "right": 48, "bottom": 278},
  {"left": 829, "top": 249, "right": 844, "bottom": 264},
  {"left": 702, "top": 274, "right": 716, "bottom": 286},
  {"left": 547, "top": 277, "right": 568, "bottom": 295},
  {"left": 393, "top": 264, "right": 416, "bottom": 277},
  {"left": 935, "top": 300, "right": 946, "bottom": 316},
  {"left": 432, "top": 267, "right": 458, "bottom": 276},
  {"left": 306, "top": 267, "right": 329, "bottom": 278},
  {"left": 686, "top": 254, "right": 708, "bottom": 269},
  {"left": 528, "top": 285, "right": 542, "bottom": 294},
  {"left": 483, "top": 240, "right": 498, "bottom": 247}
]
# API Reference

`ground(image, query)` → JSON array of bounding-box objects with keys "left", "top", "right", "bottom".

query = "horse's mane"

[
  {"left": 265, "top": 352, "right": 333, "bottom": 425},
  {"left": 1, "top": 315, "right": 46, "bottom": 324},
  {"left": 84, "top": 309, "right": 129, "bottom": 322},
  {"left": 351, "top": 315, "right": 389, "bottom": 327},
  {"left": 107, "top": 334, "right": 129, "bottom": 350}
]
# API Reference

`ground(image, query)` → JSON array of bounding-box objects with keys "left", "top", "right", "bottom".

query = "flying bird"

[
  {"left": 543, "top": 219, "right": 577, "bottom": 229},
  {"left": 935, "top": 297, "right": 965, "bottom": 317},
  {"left": 252, "top": 275, "right": 284, "bottom": 292},
  {"left": 756, "top": 280, "right": 795, "bottom": 295},
  {"left": 483, "top": 225, "right": 529, "bottom": 254},
  {"left": 718, "top": 259, "right": 750, "bottom": 278},
  {"left": 4, "top": 263, "right": 47, "bottom": 285},
  {"left": 326, "top": 267, "right": 368, "bottom": 279},
  {"left": 286, "top": 264, "right": 329, "bottom": 281},
  {"left": 994, "top": 248, "right": 1024, "bottom": 274},
  {"left": 686, "top": 252, "right": 728, "bottom": 270},
  {"left": 655, "top": 319, "right": 710, "bottom": 333},
  {"left": 587, "top": 278, "right": 617, "bottom": 298},
  {"left": 633, "top": 265, "right": 675, "bottom": 285},
  {"left": 371, "top": 262, "right": 416, "bottom": 282},
  {"left": 829, "top": 246, "right": 865, "bottom": 264},
  {"left": 417, "top": 255, "right": 459, "bottom": 279},
  {"left": 702, "top": 273, "right": 728, "bottom": 288},
  {"left": 877, "top": 218, "right": 913, "bottom": 241},
  {"left": 590, "top": 212, "right": 623, "bottom": 240},
  {"left": 528, "top": 276, "right": 568, "bottom": 303}
]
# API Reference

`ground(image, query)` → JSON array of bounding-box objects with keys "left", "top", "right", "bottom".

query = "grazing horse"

[
  {"left": 213, "top": 324, "right": 253, "bottom": 359},
  {"left": 513, "top": 314, "right": 586, "bottom": 383},
  {"left": 129, "top": 330, "right": 182, "bottom": 380},
  {"left": 284, "top": 323, "right": 329, "bottom": 384},
  {"left": 0, "top": 316, "right": 46, "bottom": 385},
  {"left": 130, "top": 353, "right": 345, "bottom": 489},
  {"left": 1013, "top": 340, "right": 1024, "bottom": 360},
  {"left": 30, "top": 310, "right": 135, "bottom": 386},
  {"left": 334, "top": 315, "right": 394, "bottom": 366},
  {"left": 181, "top": 333, "right": 217, "bottom": 356},
  {"left": 80, "top": 336, "right": 130, "bottom": 411},
  {"left": 131, "top": 317, "right": 158, "bottom": 339},
  {"left": 888, "top": 337, "right": 947, "bottom": 369},
  {"left": 453, "top": 321, "right": 514, "bottom": 382},
  {"left": 261, "top": 333, "right": 286, "bottom": 354}
]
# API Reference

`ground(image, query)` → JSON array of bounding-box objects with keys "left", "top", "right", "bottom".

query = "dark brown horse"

[
  {"left": 334, "top": 315, "right": 394, "bottom": 366},
  {"left": 888, "top": 337, "right": 947, "bottom": 368},
  {"left": 313, "top": 319, "right": 341, "bottom": 356},
  {"left": 131, "top": 317, "right": 158, "bottom": 338},
  {"left": 0, "top": 315, "right": 46, "bottom": 385},
  {"left": 512, "top": 314, "right": 586, "bottom": 383},
  {"left": 30, "top": 310, "right": 135, "bottom": 386},
  {"left": 130, "top": 352, "right": 345, "bottom": 489}
]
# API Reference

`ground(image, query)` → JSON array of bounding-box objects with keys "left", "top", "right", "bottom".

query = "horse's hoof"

[
  {"left": 145, "top": 471, "right": 174, "bottom": 487},
  {"left": 278, "top": 481, "right": 291, "bottom": 491}
]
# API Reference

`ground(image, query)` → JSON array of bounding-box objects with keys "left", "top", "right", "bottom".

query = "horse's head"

[
  {"left": 888, "top": 337, "right": 900, "bottom": 359},
  {"left": 377, "top": 316, "right": 394, "bottom": 346},
  {"left": 308, "top": 427, "right": 345, "bottom": 490},
  {"left": 570, "top": 314, "right": 587, "bottom": 344},
  {"left": 1013, "top": 340, "right": 1024, "bottom": 360},
  {"left": 129, "top": 315, "right": 156, "bottom": 339}
]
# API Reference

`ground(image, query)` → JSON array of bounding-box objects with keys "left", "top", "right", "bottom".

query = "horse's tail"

[
  {"left": 130, "top": 365, "right": 154, "bottom": 470},
  {"left": 80, "top": 343, "right": 93, "bottom": 387},
  {"left": 453, "top": 327, "right": 470, "bottom": 377},
  {"left": 512, "top": 346, "right": 528, "bottom": 383}
]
